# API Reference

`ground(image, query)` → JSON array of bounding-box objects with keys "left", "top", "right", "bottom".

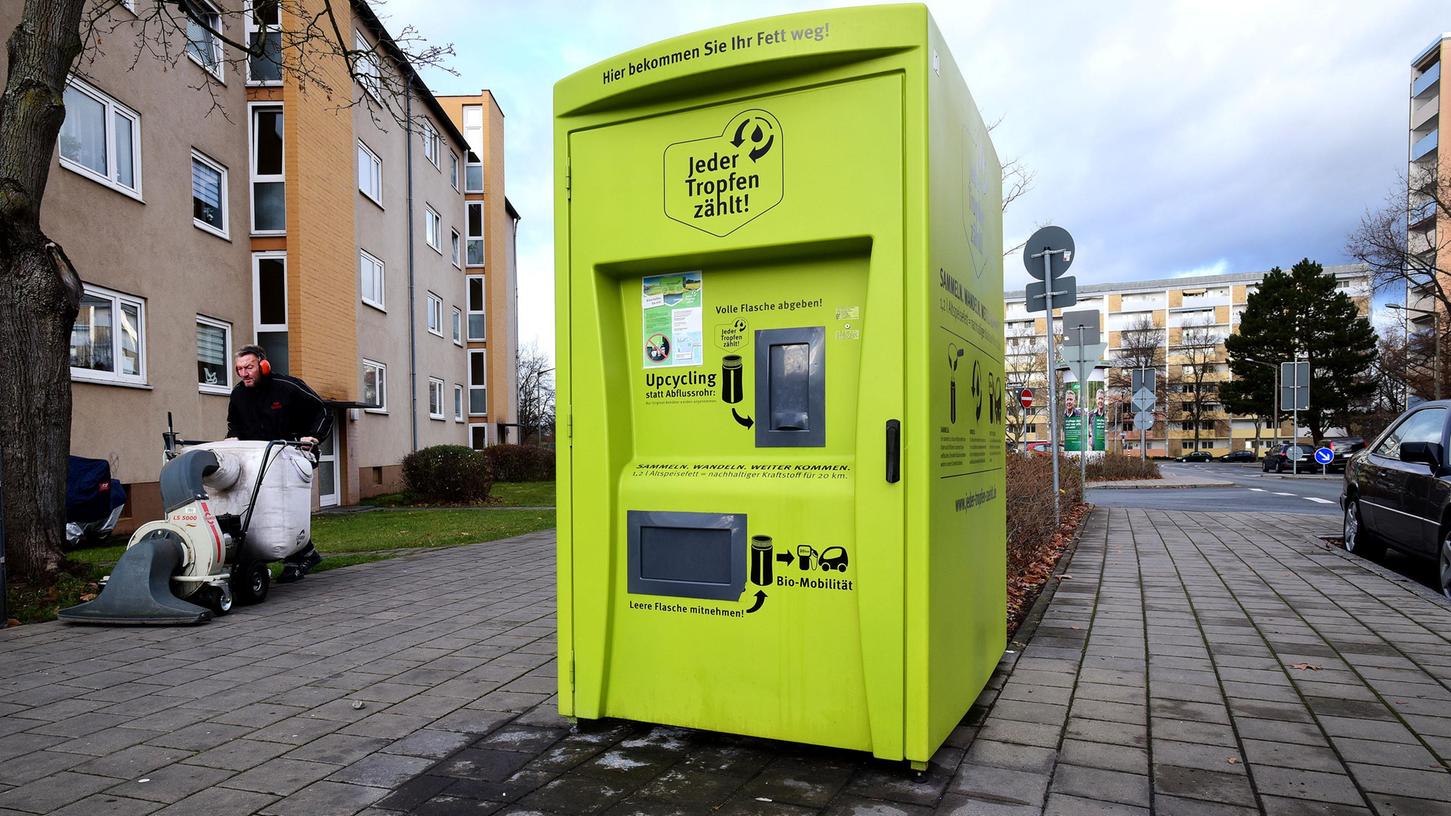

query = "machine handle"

[{"left": 886, "top": 420, "right": 900, "bottom": 483}]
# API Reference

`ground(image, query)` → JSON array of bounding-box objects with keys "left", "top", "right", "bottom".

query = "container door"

[{"left": 564, "top": 74, "right": 907, "bottom": 756}]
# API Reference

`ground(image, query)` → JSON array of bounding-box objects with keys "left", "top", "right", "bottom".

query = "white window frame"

[
  {"left": 450, "top": 228, "right": 461, "bottom": 268},
  {"left": 244, "top": 0, "right": 282, "bottom": 86},
  {"left": 463, "top": 104, "right": 484, "bottom": 193},
  {"left": 196, "top": 314, "right": 232, "bottom": 395},
  {"left": 449, "top": 151, "right": 460, "bottom": 190},
  {"left": 468, "top": 349, "right": 488, "bottom": 417},
  {"left": 466, "top": 275, "right": 486, "bottom": 341},
  {"left": 425, "top": 291, "right": 444, "bottom": 337},
  {"left": 59, "top": 77, "right": 142, "bottom": 199},
  {"left": 453, "top": 384, "right": 464, "bottom": 422},
  {"left": 354, "top": 31, "right": 381, "bottom": 100},
  {"left": 248, "top": 102, "right": 285, "bottom": 235},
  {"left": 362, "top": 358, "right": 387, "bottom": 414},
  {"left": 428, "top": 377, "right": 445, "bottom": 420},
  {"left": 465, "top": 201, "right": 484, "bottom": 267},
  {"left": 252, "top": 250, "right": 288, "bottom": 334},
  {"left": 360, "top": 249, "right": 385, "bottom": 311},
  {"left": 190, "top": 149, "right": 229, "bottom": 239},
  {"left": 421, "top": 120, "right": 440, "bottom": 168},
  {"left": 424, "top": 205, "right": 442, "bottom": 253},
  {"left": 357, "top": 139, "right": 382, "bottom": 205},
  {"left": 451, "top": 307, "right": 462, "bottom": 346},
  {"left": 71, "top": 283, "right": 147, "bottom": 387},
  {"left": 183, "top": 0, "right": 225, "bottom": 82}
]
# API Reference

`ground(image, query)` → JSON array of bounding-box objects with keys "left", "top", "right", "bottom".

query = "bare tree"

[
  {"left": 0, "top": 0, "right": 450, "bottom": 582},
  {"left": 1347, "top": 169, "right": 1451, "bottom": 401},
  {"left": 1172, "top": 322, "right": 1223, "bottom": 450},
  {"left": 1004, "top": 327, "right": 1047, "bottom": 450},
  {"left": 1107, "top": 315, "right": 1165, "bottom": 450},
  {"left": 516, "top": 343, "right": 555, "bottom": 446}
]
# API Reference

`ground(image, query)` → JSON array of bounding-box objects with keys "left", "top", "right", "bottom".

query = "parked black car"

[
  {"left": 1262, "top": 443, "right": 1314, "bottom": 473},
  {"left": 1320, "top": 437, "right": 1366, "bottom": 472},
  {"left": 1178, "top": 451, "right": 1214, "bottom": 463},
  {"left": 1220, "top": 450, "right": 1258, "bottom": 463},
  {"left": 1342, "top": 402, "right": 1451, "bottom": 599}
]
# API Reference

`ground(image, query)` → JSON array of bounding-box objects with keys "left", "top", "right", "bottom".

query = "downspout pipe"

[{"left": 405, "top": 79, "right": 419, "bottom": 451}]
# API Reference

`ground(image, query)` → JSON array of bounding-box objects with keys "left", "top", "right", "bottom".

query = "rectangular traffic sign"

[
  {"left": 1131, "top": 368, "right": 1156, "bottom": 394},
  {"left": 1025, "top": 276, "right": 1077, "bottom": 312},
  {"left": 1061, "top": 309, "right": 1100, "bottom": 346},
  {"left": 1280, "top": 361, "right": 1310, "bottom": 411}
]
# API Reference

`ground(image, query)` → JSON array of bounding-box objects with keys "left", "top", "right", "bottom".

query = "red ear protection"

[{"left": 259, "top": 359, "right": 271, "bottom": 376}]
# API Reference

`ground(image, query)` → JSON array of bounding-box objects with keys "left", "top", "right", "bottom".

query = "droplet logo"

[{"left": 664, "top": 109, "right": 784, "bottom": 237}]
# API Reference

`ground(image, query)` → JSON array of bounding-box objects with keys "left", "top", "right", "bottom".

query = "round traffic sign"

[
  {"left": 1019, "top": 388, "right": 1034, "bottom": 409},
  {"left": 1314, "top": 447, "right": 1334, "bottom": 465},
  {"left": 1022, "top": 226, "right": 1075, "bottom": 280}
]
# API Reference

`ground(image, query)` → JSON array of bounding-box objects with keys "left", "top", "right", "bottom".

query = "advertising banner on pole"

[{"left": 1061, "top": 374, "right": 1107, "bottom": 452}]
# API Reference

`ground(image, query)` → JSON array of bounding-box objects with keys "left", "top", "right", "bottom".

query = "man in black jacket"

[{"left": 227, "top": 345, "right": 332, "bottom": 582}]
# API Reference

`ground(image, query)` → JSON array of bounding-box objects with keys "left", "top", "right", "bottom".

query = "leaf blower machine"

[{"left": 60, "top": 415, "right": 316, "bottom": 625}]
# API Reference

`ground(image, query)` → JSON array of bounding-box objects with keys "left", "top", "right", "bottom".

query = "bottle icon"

[
  {"left": 722, "top": 355, "right": 743, "bottom": 405},
  {"left": 750, "top": 535, "right": 774, "bottom": 586}
]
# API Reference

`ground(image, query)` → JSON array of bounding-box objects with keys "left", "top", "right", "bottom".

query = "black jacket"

[{"left": 227, "top": 374, "right": 333, "bottom": 443}]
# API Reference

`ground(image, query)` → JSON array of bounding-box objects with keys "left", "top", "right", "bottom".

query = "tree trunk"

[{"left": 0, "top": 0, "right": 88, "bottom": 582}]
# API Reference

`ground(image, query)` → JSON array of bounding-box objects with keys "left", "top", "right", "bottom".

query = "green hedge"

[
  {"left": 482, "top": 445, "right": 555, "bottom": 482},
  {"left": 402, "top": 445, "right": 493, "bottom": 503}
]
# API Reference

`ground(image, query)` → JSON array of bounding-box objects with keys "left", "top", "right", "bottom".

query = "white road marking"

[
  {"left": 1249, "top": 488, "right": 1266, "bottom": 492},
  {"left": 1305, "top": 497, "right": 1334, "bottom": 504},
  {"left": 1273, "top": 492, "right": 1295, "bottom": 496}
]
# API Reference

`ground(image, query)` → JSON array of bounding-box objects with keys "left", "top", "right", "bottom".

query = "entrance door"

[{"left": 316, "top": 427, "right": 339, "bottom": 507}]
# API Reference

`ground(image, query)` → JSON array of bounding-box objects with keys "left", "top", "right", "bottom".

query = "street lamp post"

[
  {"left": 1238, "top": 358, "right": 1281, "bottom": 453},
  {"left": 1387, "top": 303, "right": 1441, "bottom": 402}
]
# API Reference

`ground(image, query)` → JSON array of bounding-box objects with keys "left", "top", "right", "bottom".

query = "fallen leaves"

[
  {"left": 1007, "top": 501, "right": 1091, "bottom": 636},
  {"left": 1288, "top": 662, "right": 1322, "bottom": 671}
]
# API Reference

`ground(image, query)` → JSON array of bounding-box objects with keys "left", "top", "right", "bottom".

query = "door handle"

[{"left": 886, "top": 420, "right": 900, "bottom": 483}]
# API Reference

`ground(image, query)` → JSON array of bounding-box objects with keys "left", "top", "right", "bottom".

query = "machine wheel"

[
  {"left": 233, "top": 562, "right": 270, "bottom": 606},
  {"left": 200, "top": 584, "right": 233, "bottom": 616}
]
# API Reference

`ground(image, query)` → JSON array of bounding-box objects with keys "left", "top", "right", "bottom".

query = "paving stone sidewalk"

[{"left": 2, "top": 509, "right": 1450, "bottom": 815}]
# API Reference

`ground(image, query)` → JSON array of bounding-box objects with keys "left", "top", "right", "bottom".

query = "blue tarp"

[{"left": 66, "top": 455, "right": 126, "bottom": 525}]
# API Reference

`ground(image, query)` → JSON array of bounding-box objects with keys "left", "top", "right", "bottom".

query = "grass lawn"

[
  {"left": 9, "top": 506, "right": 555, "bottom": 624},
  {"left": 361, "top": 481, "right": 554, "bottom": 508}
]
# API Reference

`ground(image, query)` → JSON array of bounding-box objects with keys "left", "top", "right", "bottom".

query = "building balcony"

[
  {"left": 1413, "top": 60, "right": 1441, "bottom": 100},
  {"left": 1412, "top": 94, "right": 1440, "bottom": 130},
  {"left": 1412, "top": 128, "right": 1439, "bottom": 162},
  {"left": 1410, "top": 198, "right": 1438, "bottom": 229}
]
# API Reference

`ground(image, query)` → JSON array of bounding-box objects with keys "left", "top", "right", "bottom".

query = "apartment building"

[
  {"left": 437, "top": 92, "right": 521, "bottom": 448},
  {"left": 1, "top": 0, "right": 519, "bottom": 527},
  {"left": 1405, "top": 35, "right": 1448, "bottom": 366},
  {"left": 1004, "top": 266, "right": 1372, "bottom": 457}
]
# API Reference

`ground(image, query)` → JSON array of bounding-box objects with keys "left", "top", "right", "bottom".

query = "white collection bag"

[{"left": 195, "top": 440, "right": 314, "bottom": 561}]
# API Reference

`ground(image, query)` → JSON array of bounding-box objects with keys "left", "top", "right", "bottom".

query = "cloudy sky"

[{"left": 390, "top": 0, "right": 1448, "bottom": 353}]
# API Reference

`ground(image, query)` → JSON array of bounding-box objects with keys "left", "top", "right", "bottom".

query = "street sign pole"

[
  {"left": 1041, "top": 250, "right": 1060, "bottom": 530},
  {"left": 1077, "top": 325, "right": 1087, "bottom": 489},
  {"left": 1025, "top": 226, "right": 1075, "bottom": 531},
  {"left": 1292, "top": 362, "right": 1300, "bottom": 476}
]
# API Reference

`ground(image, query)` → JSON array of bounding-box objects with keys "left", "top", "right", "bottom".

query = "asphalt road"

[
  {"left": 1088, "top": 460, "right": 1447, "bottom": 594},
  {"left": 1087, "top": 461, "right": 1345, "bottom": 516}
]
